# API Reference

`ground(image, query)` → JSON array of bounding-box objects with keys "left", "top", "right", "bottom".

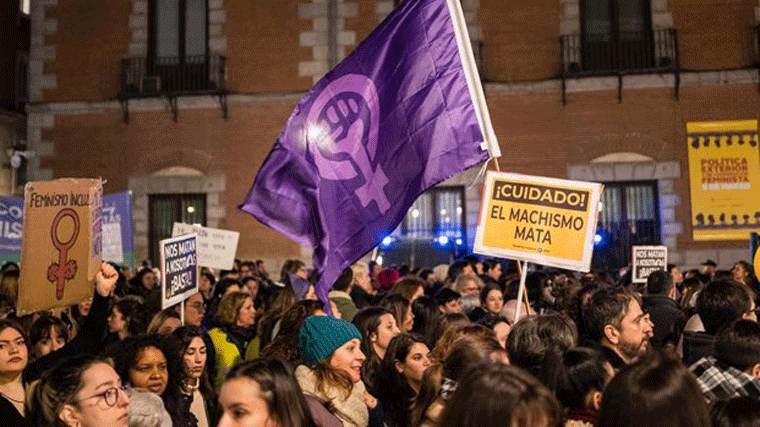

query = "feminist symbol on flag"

[{"left": 305, "top": 74, "right": 391, "bottom": 214}]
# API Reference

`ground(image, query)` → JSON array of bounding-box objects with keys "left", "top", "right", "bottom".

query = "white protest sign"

[
  {"left": 172, "top": 223, "right": 239, "bottom": 270},
  {"left": 632, "top": 245, "right": 668, "bottom": 284},
  {"left": 102, "top": 222, "right": 123, "bottom": 263}
]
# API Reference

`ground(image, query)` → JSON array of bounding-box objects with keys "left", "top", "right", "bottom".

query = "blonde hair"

[
  {"left": 146, "top": 307, "right": 180, "bottom": 335},
  {"left": 214, "top": 291, "right": 251, "bottom": 327},
  {"left": 351, "top": 262, "right": 369, "bottom": 283},
  {"left": 453, "top": 273, "right": 484, "bottom": 294},
  {"left": 433, "top": 264, "right": 449, "bottom": 284}
]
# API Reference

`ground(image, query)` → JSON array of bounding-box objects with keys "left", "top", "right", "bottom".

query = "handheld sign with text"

[
  {"left": 474, "top": 172, "right": 603, "bottom": 272},
  {"left": 18, "top": 179, "right": 103, "bottom": 315},
  {"left": 102, "top": 192, "right": 135, "bottom": 268},
  {"left": 172, "top": 223, "right": 239, "bottom": 270},
  {"left": 160, "top": 233, "right": 199, "bottom": 309},
  {"left": 632, "top": 246, "right": 668, "bottom": 284},
  {"left": 0, "top": 196, "right": 23, "bottom": 265}
]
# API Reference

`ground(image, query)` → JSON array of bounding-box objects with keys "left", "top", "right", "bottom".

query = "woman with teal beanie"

[{"left": 296, "top": 315, "right": 385, "bottom": 427}]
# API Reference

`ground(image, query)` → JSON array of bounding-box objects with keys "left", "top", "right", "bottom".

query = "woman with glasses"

[
  {"left": 26, "top": 354, "right": 130, "bottom": 427},
  {"left": 0, "top": 263, "right": 118, "bottom": 426}
]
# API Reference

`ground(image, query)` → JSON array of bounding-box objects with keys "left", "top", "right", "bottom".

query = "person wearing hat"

[{"left": 296, "top": 315, "right": 382, "bottom": 427}]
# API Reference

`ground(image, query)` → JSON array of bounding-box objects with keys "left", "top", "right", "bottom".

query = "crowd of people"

[{"left": 1, "top": 254, "right": 760, "bottom": 427}]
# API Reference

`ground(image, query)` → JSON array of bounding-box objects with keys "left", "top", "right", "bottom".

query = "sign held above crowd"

[
  {"left": 172, "top": 222, "right": 239, "bottom": 270},
  {"left": 474, "top": 172, "right": 603, "bottom": 272},
  {"left": 631, "top": 245, "right": 668, "bottom": 284},
  {"left": 160, "top": 233, "right": 199, "bottom": 309},
  {"left": 18, "top": 178, "right": 103, "bottom": 315}
]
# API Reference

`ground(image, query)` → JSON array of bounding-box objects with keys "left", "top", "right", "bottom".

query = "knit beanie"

[{"left": 299, "top": 315, "right": 361, "bottom": 366}]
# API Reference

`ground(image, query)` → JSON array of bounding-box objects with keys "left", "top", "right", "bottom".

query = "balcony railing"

[
  {"left": 561, "top": 29, "right": 679, "bottom": 103},
  {"left": 120, "top": 55, "right": 225, "bottom": 97},
  {"left": 119, "top": 55, "right": 226, "bottom": 121}
]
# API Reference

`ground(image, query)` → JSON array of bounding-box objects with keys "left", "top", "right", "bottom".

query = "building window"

[
  {"left": 377, "top": 187, "right": 466, "bottom": 269},
  {"left": 148, "top": 193, "right": 206, "bottom": 267},
  {"left": 402, "top": 187, "right": 465, "bottom": 242},
  {"left": 592, "top": 180, "right": 661, "bottom": 272},
  {"left": 149, "top": 0, "right": 208, "bottom": 61},
  {"left": 580, "top": 0, "right": 654, "bottom": 71},
  {"left": 145, "top": 0, "right": 210, "bottom": 93}
]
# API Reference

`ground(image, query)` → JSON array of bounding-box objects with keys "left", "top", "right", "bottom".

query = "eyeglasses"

[{"left": 74, "top": 385, "right": 130, "bottom": 407}]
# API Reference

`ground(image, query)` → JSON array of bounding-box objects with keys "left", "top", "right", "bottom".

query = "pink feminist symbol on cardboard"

[
  {"left": 306, "top": 74, "right": 390, "bottom": 214},
  {"left": 47, "top": 208, "right": 80, "bottom": 300}
]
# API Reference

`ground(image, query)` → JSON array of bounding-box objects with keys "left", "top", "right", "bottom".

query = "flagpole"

[
  {"left": 445, "top": 0, "right": 500, "bottom": 161},
  {"left": 514, "top": 260, "right": 528, "bottom": 324}
]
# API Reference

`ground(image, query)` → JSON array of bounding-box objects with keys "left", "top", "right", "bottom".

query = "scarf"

[{"left": 295, "top": 365, "right": 369, "bottom": 427}]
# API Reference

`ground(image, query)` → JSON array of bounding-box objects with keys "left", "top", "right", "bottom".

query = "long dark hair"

[
  {"left": 376, "top": 334, "right": 427, "bottom": 427},
  {"left": 411, "top": 296, "right": 440, "bottom": 338},
  {"left": 555, "top": 347, "right": 610, "bottom": 410},
  {"left": 380, "top": 294, "right": 411, "bottom": 332},
  {"left": 260, "top": 300, "right": 324, "bottom": 364},
  {"left": 112, "top": 297, "right": 149, "bottom": 337},
  {"left": 597, "top": 350, "right": 711, "bottom": 427},
  {"left": 172, "top": 326, "right": 215, "bottom": 398},
  {"left": 438, "top": 363, "right": 564, "bottom": 427},
  {"left": 352, "top": 307, "right": 393, "bottom": 391},
  {"left": 29, "top": 314, "right": 69, "bottom": 358},
  {"left": 225, "top": 359, "right": 316, "bottom": 427}
]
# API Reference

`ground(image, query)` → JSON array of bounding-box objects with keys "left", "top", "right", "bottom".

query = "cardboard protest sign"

[
  {"left": 160, "top": 233, "right": 199, "bottom": 309},
  {"left": 632, "top": 246, "right": 668, "bottom": 284},
  {"left": 102, "top": 192, "right": 134, "bottom": 268},
  {"left": 0, "top": 196, "right": 23, "bottom": 265},
  {"left": 172, "top": 223, "right": 239, "bottom": 270},
  {"left": 474, "top": 172, "right": 603, "bottom": 271},
  {"left": 18, "top": 179, "right": 102, "bottom": 315}
]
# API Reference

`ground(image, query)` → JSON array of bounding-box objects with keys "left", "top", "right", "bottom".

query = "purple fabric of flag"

[{"left": 239, "top": 0, "right": 490, "bottom": 306}]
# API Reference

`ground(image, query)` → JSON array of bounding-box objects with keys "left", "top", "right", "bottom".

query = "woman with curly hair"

[
  {"left": 109, "top": 334, "right": 180, "bottom": 423},
  {"left": 165, "top": 326, "right": 217, "bottom": 427}
]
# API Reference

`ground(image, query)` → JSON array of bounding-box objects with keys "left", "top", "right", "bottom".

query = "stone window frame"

[
  {"left": 567, "top": 157, "right": 683, "bottom": 264},
  {"left": 128, "top": 171, "right": 226, "bottom": 267}
]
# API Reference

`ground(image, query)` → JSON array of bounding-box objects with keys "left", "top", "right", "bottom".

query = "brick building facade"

[{"left": 25, "top": 0, "right": 760, "bottom": 272}]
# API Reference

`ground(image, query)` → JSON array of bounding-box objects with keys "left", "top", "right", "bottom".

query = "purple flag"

[{"left": 240, "top": 0, "right": 497, "bottom": 307}]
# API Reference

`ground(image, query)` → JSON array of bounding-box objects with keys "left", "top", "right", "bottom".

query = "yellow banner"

[
  {"left": 687, "top": 120, "right": 760, "bottom": 241},
  {"left": 473, "top": 172, "right": 603, "bottom": 272}
]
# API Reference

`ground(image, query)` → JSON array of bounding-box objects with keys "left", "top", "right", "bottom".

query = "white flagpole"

[
  {"left": 445, "top": 0, "right": 501, "bottom": 160},
  {"left": 514, "top": 260, "right": 528, "bottom": 324}
]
